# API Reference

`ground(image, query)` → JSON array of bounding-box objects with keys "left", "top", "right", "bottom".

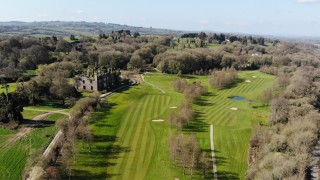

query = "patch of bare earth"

[{"left": 6, "top": 112, "right": 52, "bottom": 143}]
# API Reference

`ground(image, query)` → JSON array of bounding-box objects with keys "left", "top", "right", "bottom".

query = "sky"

[{"left": 0, "top": 0, "right": 320, "bottom": 37}]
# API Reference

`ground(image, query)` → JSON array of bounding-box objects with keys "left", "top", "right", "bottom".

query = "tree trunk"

[
  {"left": 88, "top": 142, "right": 92, "bottom": 152},
  {"left": 5, "top": 86, "right": 8, "bottom": 102}
]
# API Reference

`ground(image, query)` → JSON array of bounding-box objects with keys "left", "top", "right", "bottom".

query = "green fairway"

[
  {"left": 72, "top": 71, "right": 274, "bottom": 180},
  {"left": 197, "top": 71, "right": 274, "bottom": 179},
  {"left": 143, "top": 71, "right": 275, "bottom": 179},
  {"left": 72, "top": 82, "right": 188, "bottom": 179},
  {"left": 0, "top": 113, "right": 68, "bottom": 180}
]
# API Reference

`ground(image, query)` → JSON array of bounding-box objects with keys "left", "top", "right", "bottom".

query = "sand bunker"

[
  {"left": 245, "top": 80, "right": 251, "bottom": 83},
  {"left": 230, "top": 107, "right": 238, "bottom": 111},
  {"left": 152, "top": 119, "right": 165, "bottom": 122},
  {"left": 170, "top": 106, "right": 178, "bottom": 109},
  {"left": 252, "top": 76, "right": 257, "bottom": 78}
]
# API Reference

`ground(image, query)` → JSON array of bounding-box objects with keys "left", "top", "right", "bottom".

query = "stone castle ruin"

[{"left": 74, "top": 67, "right": 121, "bottom": 92}]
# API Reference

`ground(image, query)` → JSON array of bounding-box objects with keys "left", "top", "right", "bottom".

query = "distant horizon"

[
  {"left": 1, "top": 20, "right": 320, "bottom": 40},
  {"left": 0, "top": 0, "right": 319, "bottom": 38}
]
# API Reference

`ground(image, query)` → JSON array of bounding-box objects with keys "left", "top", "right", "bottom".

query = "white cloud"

[
  {"left": 76, "top": 10, "right": 84, "bottom": 14},
  {"left": 297, "top": 0, "right": 319, "bottom": 4}
]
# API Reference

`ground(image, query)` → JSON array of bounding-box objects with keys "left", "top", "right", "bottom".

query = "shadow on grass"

[
  {"left": 217, "top": 171, "right": 240, "bottom": 180},
  {"left": 182, "top": 75, "right": 196, "bottom": 79},
  {"left": 71, "top": 89, "right": 133, "bottom": 179},
  {"left": 74, "top": 134, "right": 131, "bottom": 179},
  {"left": 37, "top": 99, "right": 72, "bottom": 109},
  {"left": 224, "top": 78, "right": 245, "bottom": 89},
  {"left": 195, "top": 98, "right": 215, "bottom": 106},
  {"left": 71, "top": 169, "right": 110, "bottom": 180},
  {"left": 202, "top": 91, "right": 217, "bottom": 97},
  {"left": 20, "top": 119, "right": 56, "bottom": 128},
  {"left": 252, "top": 104, "right": 269, "bottom": 109},
  {"left": 202, "top": 149, "right": 240, "bottom": 179},
  {"left": 183, "top": 111, "right": 209, "bottom": 133}
]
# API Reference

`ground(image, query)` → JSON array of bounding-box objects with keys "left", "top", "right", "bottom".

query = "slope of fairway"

[
  {"left": 0, "top": 113, "right": 67, "bottom": 180},
  {"left": 195, "top": 71, "right": 274, "bottom": 179},
  {"left": 72, "top": 71, "right": 273, "bottom": 180},
  {"left": 72, "top": 83, "right": 188, "bottom": 179},
  {"left": 145, "top": 71, "right": 274, "bottom": 180}
]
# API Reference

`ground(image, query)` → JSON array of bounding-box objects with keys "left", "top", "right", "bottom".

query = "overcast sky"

[{"left": 0, "top": 0, "right": 320, "bottom": 37}]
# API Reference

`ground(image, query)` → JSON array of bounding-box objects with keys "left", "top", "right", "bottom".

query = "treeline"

[
  {"left": 181, "top": 32, "right": 269, "bottom": 45},
  {"left": 0, "top": 34, "right": 171, "bottom": 83},
  {"left": 209, "top": 68, "right": 238, "bottom": 89},
  {"left": 0, "top": 90, "right": 28, "bottom": 126},
  {"left": 57, "top": 93, "right": 100, "bottom": 179},
  {"left": 169, "top": 134, "right": 211, "bottom": 178},
  {"left": 15, "top": 62, "right": 81, "bottom": 106},
  {"left": 154, "top": 43, "right": 280, "bottom": 74},
  {"left": 0, "top": 31, "right": 294, "bottom": 82},
  {"left": 24, "top": 93, "right": 100, "bottom": 179},
  {"left": 170, "top": 79, "right": 208, "bottom": 130},
  {"left": 247, "top": 66, "right": 320, "bottom": 179},
  {"left": 168, "top": 78, "right": 211, "bottom": 178}
]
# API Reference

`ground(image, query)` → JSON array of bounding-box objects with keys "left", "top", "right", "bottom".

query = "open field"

[
  {"left": 140, "top": 71, "right": 275, "bottom": 179},
  {"left": 72, "top": 70, "right": 274, "bottom": 180},
  {"left": 0, "top": 83, "right": 18, "bottom": 94},
  {"left": 0, "top": 113, "right": 68, "bottom": 180},
  {"left": 206, "top": 43, "right": 221, "bottom": 49},
  {"left": 72, "top": 83, "right": 186, "bottom": 179},
  {"left": 195, "top": 71, "right": 274, "bottom": 179}
]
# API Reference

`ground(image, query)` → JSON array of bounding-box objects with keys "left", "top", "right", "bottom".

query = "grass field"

[
  {"left": 137, "top": 71, "right": 274, "bottom": 179},
  {"left": 72, "top": 70, "right": 274, "bottom": 180},
  {"left": 0, "top": 113, "right": 68, "bottom": 180},
  {"left": 72, "top": 83, "right": 186, "bottom": 179},
  {"left": 0, "top": 83, "right": 18, "bottom": 94},
  {"left": 205, "top": 43, "right": 221, "bottom": 49}
]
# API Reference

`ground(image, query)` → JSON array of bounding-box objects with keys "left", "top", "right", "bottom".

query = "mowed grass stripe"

[
  {"left": 220, "top": 112, "right": 237, "bottom": 127},
  {"left": 133, "top": 95, "right": 159, "bottom": 178},
  {"left": 111, "top": 97, "right": 146, "bottom": 175},
  {"left": 124, "top": 96, "right": 152, "bottom": 179},
  {"left": 195, "top": 71, "right": 275, "bottom": 179},
  {"left": 133, "top": 95, "right": 164, "bottom": 180},
  {"left": 118, "top": 96, "right": 151, "bottom": 180},
  {"left": 206, "top": 101, "right": 233, "bottom": 125},
  {"left": 238, "top": 78, "right": 263, "bottom": 95}
]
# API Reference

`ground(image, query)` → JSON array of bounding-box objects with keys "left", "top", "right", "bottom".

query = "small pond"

[{"left": 229, "top": 96, "right": 246, "bottom": 101}]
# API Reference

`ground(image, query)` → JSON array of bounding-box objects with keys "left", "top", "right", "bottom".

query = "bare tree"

[
  {"left": 209, "top": 68, "right": 238, "bottom": 89},
  {"left": 269, "top": 97, "right": 289, "bottom": 125},
  {"left": 199, "top": 152, "right": 211, "bottom": 178},
  {"left": 169, "top": 134, "right": 183, "bottom": 167},
  {"left": 189, "top": 135, "right": 200, "bottom": 178}
]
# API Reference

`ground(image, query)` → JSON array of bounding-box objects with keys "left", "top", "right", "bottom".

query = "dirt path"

[
  {"left": 28, "top": 80, "right": 136, "bottom": 180},
  {"left": 6, "top": 109, "right": 70, "bottom": 143},
  {"left": 210, "top": 125, "right": 218, "bottom": 180},
  {"left": 140, "top": 74, "right": 165, "bottom": 94}
]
